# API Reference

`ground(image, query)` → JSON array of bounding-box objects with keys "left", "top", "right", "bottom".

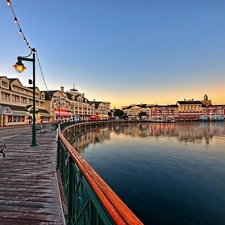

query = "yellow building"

[
  {"left": 0, "top": 76, "right": 49, "bottom": 126},
  {"left": 0, "top": 76, "right": 110, "bottom": 126}
]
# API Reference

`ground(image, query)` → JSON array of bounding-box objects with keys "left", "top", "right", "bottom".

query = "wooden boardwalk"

[{"left": 0, "top": 129, "right": 65, "bottom": 225}]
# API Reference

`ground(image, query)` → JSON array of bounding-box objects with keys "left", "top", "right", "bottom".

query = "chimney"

[
  {"left": 93, "top": 99, "right": 95, "bottom": 102},
  {"left": 70, "top": 84, "right": 77, "bottom": 92},
  {"left": 60, "top": 86, "right": 64, "bottom": 92},
  {"left": 82, "top": 93, "right": 85, "bottom": 97}
]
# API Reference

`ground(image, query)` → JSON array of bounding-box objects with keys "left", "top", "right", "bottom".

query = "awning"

[
  {"left": 55, "top": 112, "right": 71, "bottom": 117},
  {"left": 40, "top": 113, "right": 51, "bottom": 117},
  {"left": 12, "top": 111, "right": 29, "bottom": 116},
  {"left": 0, "top": 107, "right": 12, "bottom": 115}
]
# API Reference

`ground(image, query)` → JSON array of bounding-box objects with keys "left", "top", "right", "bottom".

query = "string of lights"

[{"left": 6, "top": 0, "right": 49, "bottom": 92}]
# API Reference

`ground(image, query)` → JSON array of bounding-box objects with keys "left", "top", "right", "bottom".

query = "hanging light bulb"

[
  {"left": 14, "top": 17, "right": 18, "bottom": 23},
  {"left": 19, "top": 29, "right": 22, "bottom": 34},
  {"left": 6, "top": 0, "right": 10, "bottom": 6}
]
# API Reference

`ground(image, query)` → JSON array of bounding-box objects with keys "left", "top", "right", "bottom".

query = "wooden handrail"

[{"left": 59, "top": 130, "right": 143, "bottom": 225}]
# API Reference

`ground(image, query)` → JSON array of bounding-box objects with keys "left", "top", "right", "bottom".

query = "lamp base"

[{"left": 30, "top": 143, "right": 38, "bottom": 146}]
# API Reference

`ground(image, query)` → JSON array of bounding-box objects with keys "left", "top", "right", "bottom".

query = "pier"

[{"left": 0, "top": 129, "right": 65, "bottom": 225}]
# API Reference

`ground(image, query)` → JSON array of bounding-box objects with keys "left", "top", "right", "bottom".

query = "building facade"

[
  {"left": 177, "top": 100, "right": 203, "bottom": 121},
  {"left": 0, "top": 76, "right": 49, "bottom": 126},
  {"left": 122, "top": 96, "right": 225, "bottom": 121},
  {"left": 0, "top": 76, "right": 110, "bottom": 126}
]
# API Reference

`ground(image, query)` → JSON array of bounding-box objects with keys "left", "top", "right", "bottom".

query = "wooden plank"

[{"left": 0, "top": 131, "right": 65, "bottom": 225}]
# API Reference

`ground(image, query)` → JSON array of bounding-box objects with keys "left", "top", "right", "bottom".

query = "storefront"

[
  {"left": 10, "top": 111, "right": 30, "bottom": 125},
  {"left": 0, "top": 106, "right": 12, "bottom": 127},
  {"left": 54, "top": 108, "right": 71, "bottom": 121},
  {"left": 39, "top": 110, "right": 51, "bottom": 123},
  {"left": 0, "top": 104, "right": 30, "bottom": 126}
]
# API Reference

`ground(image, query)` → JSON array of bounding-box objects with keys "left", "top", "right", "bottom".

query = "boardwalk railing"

[{"left": 57, "top": 121, "right": 143, "bottom": 225}]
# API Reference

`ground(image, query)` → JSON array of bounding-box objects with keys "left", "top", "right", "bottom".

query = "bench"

[{"left": 0, "top": 142, "right": 6, "bottom": 158}]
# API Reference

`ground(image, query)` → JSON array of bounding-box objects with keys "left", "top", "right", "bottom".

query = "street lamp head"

[{"left": 13, "top": 61, "right": 26, "bottom": 73}]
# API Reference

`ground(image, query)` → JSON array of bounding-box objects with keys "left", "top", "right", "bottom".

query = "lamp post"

[{"left": 13, "top": 48, "right": 38, "bottom": 146}]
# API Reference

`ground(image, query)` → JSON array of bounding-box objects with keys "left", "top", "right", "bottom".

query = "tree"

[
  {"left": 113, "top": 109, "right": 124, "bottom": 118},
  {"left": 138, "top": 111, "right": 147, "bottom": 118}
]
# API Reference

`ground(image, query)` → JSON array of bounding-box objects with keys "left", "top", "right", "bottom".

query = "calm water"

[{"left": 71, "top": 122, "right": 225, "bottom": 225}]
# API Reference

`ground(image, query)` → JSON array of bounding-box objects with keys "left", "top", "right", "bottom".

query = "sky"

[{"left": 1, "top": 0, "right": 225, "bottom": 108}]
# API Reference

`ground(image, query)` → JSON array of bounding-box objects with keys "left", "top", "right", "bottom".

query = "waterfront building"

[
  {"left": 176, "top": 99, "right": 203, "bottom": 121},
  {"left": 1, "top": 75, "right": 223, "bottom": 126},
  {"left": 0, "top": 76, "right": 110, "bottom": 126},
  {"left": 89, "top": 100, "right": 110, "bottom": 120},
  {"left": 123, "top": 95, "right": 225, "bottom": 121},
  {"left": 0, "top": 76, "right": 50, "bottom": 126},
  {"left": 123, "top": 104, "right": 150, "bottom": 118},
  {"left": 149, "top": 104, "right": 178, "bottom": 121},
  {"left": 203, "top": 105, "right": 225, "bottom": 120},
  {"left": 42, "top": 86, "right": 110, "bottom": 122},
  {"left": 44, "top": 86, "right": 96, "bottom": 122}
]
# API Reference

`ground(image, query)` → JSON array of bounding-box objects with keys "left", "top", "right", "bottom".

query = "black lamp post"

[{"left": 13, "top": 48, "right": 38, "bottom": 146}]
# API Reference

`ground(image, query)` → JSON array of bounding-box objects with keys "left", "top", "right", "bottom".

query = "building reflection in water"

[{"left": 68, "top": 122, "right": 225, "bottom": 153}]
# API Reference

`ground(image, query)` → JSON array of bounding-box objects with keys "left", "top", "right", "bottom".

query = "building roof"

[
  {"left": 177, "top": 101, "right": 202, "bottom": 105},
  {"left": 38, "top": 109, "right": 50, "bottom": 114},
  {"left": 153, "top": 105, "right": 179, "bottom": 108},
  {"left": 170, "top": 104, "right": 179, "bottom": 108},
  {"left": 201, "top": 100, "right": 212, "bottom": 106},
  {"left": 0, "top": 103, "right": 28, "bottom": 112},
  {"left": 136, "top": 104, "right": 147, "bottom": 108},
  {"left": 42, "top": 90, "right": 58, "bottom": 100},
  {"left": 89, "top": 101, "right": 105, "bottom": 109}
]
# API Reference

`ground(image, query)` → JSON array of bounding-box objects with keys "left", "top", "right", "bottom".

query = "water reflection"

[
  {"left": 70, "top": 122, "right": 225, "bottom": 153},
  {"left": 67, "top": 121, "right": 225, "bottom": 225}
]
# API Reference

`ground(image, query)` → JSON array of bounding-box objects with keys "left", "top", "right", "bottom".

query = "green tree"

[
  {"left": 114, "top": 109, "right": 124, "bottom": 118},
  {"left": 139, "top": 111, "right": 147, "bottom": 118}
]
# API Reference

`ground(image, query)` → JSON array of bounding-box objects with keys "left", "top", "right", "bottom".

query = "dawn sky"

[{"left": 1, "top": 0, "right": 225, "bottom": 108}]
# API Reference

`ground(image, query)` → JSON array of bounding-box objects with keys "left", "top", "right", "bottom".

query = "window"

[
  {"left": 1, "top": 92, "right": 10, "bottom": 101},
  {"left": 21, "top": 97, "right": 27, "bottom": 104},
  {"left": 12, "top": 94, "right": 20, "bottom": 103},
  {"left": 1, "top": 81, "right": 8, "bottom": 88}
]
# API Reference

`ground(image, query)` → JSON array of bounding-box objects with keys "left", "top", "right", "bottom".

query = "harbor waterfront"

[{"left": 69, "top": 121, "right": 225, "bottom": 225}]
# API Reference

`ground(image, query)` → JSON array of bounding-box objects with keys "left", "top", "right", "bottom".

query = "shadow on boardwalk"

[{"left": 0, "top": 129, "right": 65, "bottom": 225}]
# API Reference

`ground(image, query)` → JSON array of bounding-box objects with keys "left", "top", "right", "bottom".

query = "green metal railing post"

[
  {"left": 56, "top": 126, "right": 60, "bottom": 170},
  {"left": 67, "top": 156, "right": 74, "bottom": 225}
]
